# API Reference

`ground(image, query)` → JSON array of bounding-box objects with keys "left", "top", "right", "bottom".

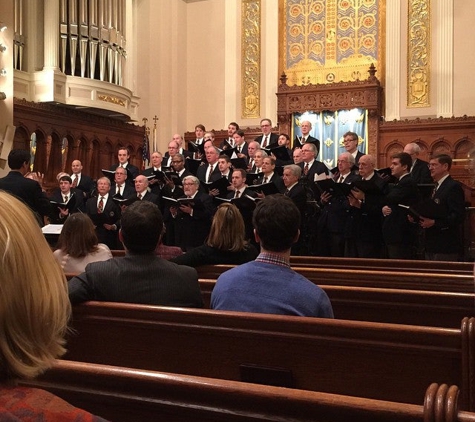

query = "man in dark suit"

[
  {"left": 418, "top": 154, "right": 465, "bottom": 261},
  {"left": 0, "top": 149, "right": 50, "bottom": 225},
  {"left": 342, "top": 131, "right": 364, "bottom": 166},
  {"left": 111, "top": 166, "right": 136, "bottom": 199},
  {"left": 85, "top": 176, "right": 121, "bottom": 249},
  {"left": 298, "top": 142, "right": 329, "bottom": 183},
  {"left": 109, "top": 147, "right": 139, "bottom": 186},
  {"left": 346, "top": 154, "right": 388, "bottom": 258},
  {"left": 294, "top": 120, "right": 320, "bottom": 156},
  {"left": 256, "top": 156, "right": 285, "bottom": 193},
  {"left": 196, "top": 146, "right": 222, "bottom": 183},
  {"left": 164, "top": 135, "right": 193, "bottom": 166},
  {"left": 255, "top": 118, "right": 279, "bottom": 149},
  {"left": 168, "top": 175, "right": 215, "bottom": 251},
  {"left": 70, "top": 159, "right": 94, "bottom": 198},
  {"left": 68, "top": 200, "right": 203, "bottom": 307},
  {"left": 403, "top": 142, "right": 433, "bottom": 184},
  {"left": 283, "top": 165, "right": 307, "bottom": 256},
  {"left": 381, "top": 152, "right": 420, "bottom": 259},
  {"left": 220, "top": 122, "right": 239, "bottom": 149},
  {"left": 49, "top": 175, "right": 85, "bottom": 223},
  {"left": 134, "top": 175, "right": 160, "bottom": 206},
  {"left": 232, "top": 130, "right": 249, "bottom": 159},
  {"left": 226, "top": 168, "right": 258, "bottom": 241},
  {"left": 317, "top": 152, "right": 359, "bottom": 257},
  {"left": 141, "top": 151, "right": 165, "bottom": 196}
]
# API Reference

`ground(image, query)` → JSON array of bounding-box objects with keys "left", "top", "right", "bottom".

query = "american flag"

[{"left": 142, "top": 130, "right": 150, "bottom": 168}]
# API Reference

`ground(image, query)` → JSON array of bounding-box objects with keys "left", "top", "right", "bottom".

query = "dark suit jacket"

[
  {"left": 382, "top": 174, "right": 420, "bottom": 245},
  {"left": 256, "top": 172, "right": 285, "bottom": 193},
  {"left": 354, "top": 151, "right": 364, "bottom": 166},
  {"left": 294, "top": 135, "right": 320, "bottom": 156},
  {"left": 48, "top": 188, "right": 85, "bottom": 223},
  {"left": 163, "top": 150, "right": 193, "bottom": 168},
  {"left": 285, "top": 183, "right": 307, "bottom": 223},
  {"left": 347, "top": 173, "right": 388, "bottom": 244},
  {"left": 255, "top": 133, "right": 279, "bottom": 149},
  {"left": 424, "top": 176, "right": 465, "bottom": 254},
  {"left": 111, "top": 182, "right": 136, "bottom": 199},
  {"left": 318, "top": 173, "right": 359, "bottom": 234},
  {"left": 139, "top": 191, "right": 160, "bottom": 207},
  {"left": 85, "top": 195, "right": 121, "bottom": 249},
  {"left": 73, "top": 174, "right": 94, "bottom": 198},
  {"left": 68, "top": 253, "right": 203, "bottom": 307},
  {"left": 0, "top": 171, "right": 51, "bottom": 221},
  {"left": 410, "top": 159, "right": 432, "bottom": 184},
  {"left": 235, "top": 142, "right": 249, "bottom": 157},
  {"left": 172, "top": 191, "right": 215, "bottom": 251},
  {"left": 141, "top": 167, "right": 164, "bottom": 196},
  {"left": 226, "top": 187, "right": 257, "bottom": 240},
  {"left": 298, "top": 160, "right": 329, "bottom": 183},
  {"left": 196, "top": 162, "right": 222, "bottom": 183}
]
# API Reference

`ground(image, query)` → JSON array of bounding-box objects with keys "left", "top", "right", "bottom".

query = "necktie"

[
  {"left": 207, "top": 165, "right": 214, "bottom": 182},
  {"left": 138, "top": 193, "right": 142, "bottom": 199},
  {"left": 431, "top": 182, "right": 438, "bottom": 199},
  {"left": 304, "top": 163, "right": 309, "bottom": 175},
  {"left": 338, "top": 175, "right": 344, "bottom": 183},
  {"left": 116, "top": 185, "right": 121, "bottom": 195},
  {"left": 237, "top": 145, "right": 241, "bottom": 153},
  {"left": 262, "top": 135, "right": 268, "bottom": 148},
  {"left": 98, "top": 196, "right": 104, "bottom": 213},
  {"left": 285, "top": 188, "right": 290, "bottom": 196},
  {"left": 234, "top": 190, "right": 240, "bottom": 198},
  {"left": 71, "top": 176, "right": 78, "bottom": 188},
  {"left": 263, "top": 176, "right": 268, "bottom": 184},
  {"left": 63, "top": 195, "right": 68, "bottom": 203}
]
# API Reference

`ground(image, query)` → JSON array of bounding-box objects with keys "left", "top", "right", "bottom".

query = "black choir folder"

[
  {"left": 162, "top": 196, "right": 196, "bottom": 207},
  {"left": 102, "top": 168, "right": 135, "bottom": 182},
  {"left": 315, "top": 179, "right": 352, "bottom": 197},
  {"left": 247, "top": 182, "right": 280, "bottom": 196},
  {"left": 112, "top": 195, "right": 139, "bottom": 207},
  {"left": 398, "top": 199, "right": 445, "bottom": 220},
  {"left": 200, "top": 177, "right": 231, "bottom": 197},
  {"left": 50, "top": 193, "right": 76, "bottom": 212}
]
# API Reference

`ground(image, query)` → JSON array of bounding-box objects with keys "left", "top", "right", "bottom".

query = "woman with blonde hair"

[
  {"left": 54, "top": 213, "right": 112, "bottom": 273},
  {"left": 0, "top": 191, "right": 108, "bottom": 420},
  {"left": 171, "top": 202, "right": 258, "bottom": 267}
]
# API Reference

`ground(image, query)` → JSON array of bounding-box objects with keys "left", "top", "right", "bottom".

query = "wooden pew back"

[
  {"left": 22, "top": 360, "right": 474, "bottom": 422},
  {"left": 65, "top": 303, "right": 475, "bottom": 410}
]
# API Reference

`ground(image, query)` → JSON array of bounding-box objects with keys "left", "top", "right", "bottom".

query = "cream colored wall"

[
  {"left": 136, "top": 0, "right": 280, "bottom": 153},
  {"left": 453, "top": 1, "right": 475, "bottom": 117}
]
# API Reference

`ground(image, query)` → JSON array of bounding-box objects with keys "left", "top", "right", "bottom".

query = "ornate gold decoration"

[
  {"left": 279, "top": 0, "right": 385, "bottom": 86},
  {"left": 98, "top": 94, "right": 126, "bottom": 107},
  {"left": 407, "top": 0, "right": 430, "bottom": 107},
  {"left": 324, "top": 137, "right": 333, "bottom": 147},
  {"left": 241, "top": 0, "right": 260, "bottom": 118}
]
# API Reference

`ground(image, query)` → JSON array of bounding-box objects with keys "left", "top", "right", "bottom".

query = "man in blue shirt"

[{"left": 211, "top": 194, "right": 333, "bottom": 318}]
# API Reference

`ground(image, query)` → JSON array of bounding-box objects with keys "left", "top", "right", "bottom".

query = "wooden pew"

[
  {"left": 195, "top": 265, "right": 475, "bottom": 293},
  {"left": 22, "top": 361, "right": 475, "bottom": 422},
  {"left": 198, "top": 279, "right": 475, "bottom": 327},
  {"left": 65, "top": 303, "right": 475, "bottom": 410},
  {"left": 110, "top": 249, "right": 473, "bottom": 275},
  {"left": 289, "top": 256, "right": 474, "bottom": 275}
]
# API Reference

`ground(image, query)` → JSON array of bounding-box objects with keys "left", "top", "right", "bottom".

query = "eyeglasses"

[
  {"left": 172, "top": 160, "right": 183, "bottom": 164},
  {"left": 337, "top": 160, "right": 349, "bottom": 163},
  {"left": 183, "top": 182, "right": 196, "bottom": 186}
]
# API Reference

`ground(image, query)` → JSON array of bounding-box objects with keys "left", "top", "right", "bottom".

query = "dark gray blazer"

[{"left": 68, "top": 254, "right": 203, "bottom": 308}]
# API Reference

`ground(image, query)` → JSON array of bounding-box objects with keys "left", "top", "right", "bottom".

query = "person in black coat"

[
  {"left": 403, "top": 142, "right": 433, "bottom": 184},
  {"left": 419, "top": 154, "right": 465, "bottom": 261},
  {"left": 85, "top": 177, "right": 121, "bottom": 249},
  {"left": 70, "top": 160, "right": 94, "bottom": 199},
  {"left": 298, "top": 142, "right": 329, "bottom": 183},
  {"left": 294, "top": 120, "right": 320, "bottom": 156},
  {"left": 0, "top": 150, "right": 50, "bottom": 225},
  {"left": 255, "top": 118, "right": 279, "bottom": 149},
  {"left": 283, "top": 164, "right": 308, "bottom": 255},
  {"left": 346, "top": 154, "right": 388, "bottom": 258},
  {"left": 168, "top": 175, "right": 215, "bottom": 251},
  {"left": 381, "top": 152, "right": 420, "bottom": 259},
  {"left": 109, "top": 147, "right": 139, "bottom": 187},
  {"left": 49, "top": 175, "right": 85, "bottom": 223}
]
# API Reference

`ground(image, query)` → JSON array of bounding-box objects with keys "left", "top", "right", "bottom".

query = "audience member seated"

[
  {"left": 211, "top": 194, "right": 334, "bottom": 318},
  {"left": 171, "top": 203, "right": 258, "bottom": 267},
  {"left": 0, "top": 191, "right": 108, "bottom": 421},
  {"left": 68, "top": 201, "right": 203, "bottom": 307},
  {"left": 54, "top": 213, "right": 113, "bottom": 273}
]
